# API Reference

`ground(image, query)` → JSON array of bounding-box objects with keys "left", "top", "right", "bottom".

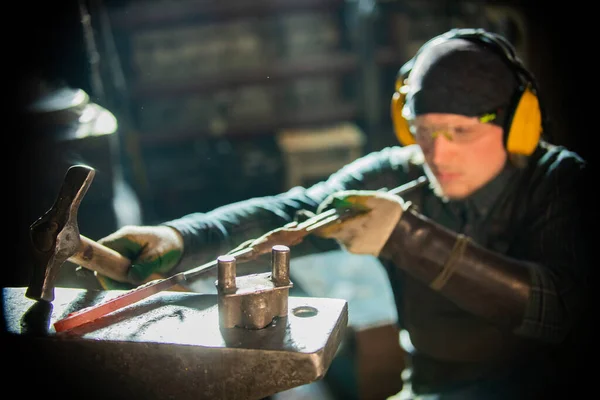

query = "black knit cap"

[{"left": 402, "top": 35, "right": 521, "bottom": 126}]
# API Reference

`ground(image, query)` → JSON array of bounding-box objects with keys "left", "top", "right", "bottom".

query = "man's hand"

[
  {"left": 315, "top": 190, "right": 407, "bottom": 256},
  {"left": 95, "top": 225, "right": 184, "bottom": 289}
]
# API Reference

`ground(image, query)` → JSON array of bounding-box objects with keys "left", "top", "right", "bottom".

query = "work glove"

[
  {"left": 314, "top": 190, "right": 407, "bottom": 256},
  {"left": 95, "top": 225, "right": 185, "bottom": 290}
]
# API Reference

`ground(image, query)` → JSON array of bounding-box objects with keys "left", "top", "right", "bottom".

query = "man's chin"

[
  {"left": 424, "top": 168, "right": 471, "bottom": 200},
  {"left": 436, "top": 183, "right": 471, "bottom": 200}
]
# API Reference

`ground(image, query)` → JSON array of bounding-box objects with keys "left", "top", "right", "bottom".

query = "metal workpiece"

[
  {"left": 217, "top": 254, "right": 237, "bottom": 293},
  {"left": 3, "top": 286, "right": 348, "bottom": 400},
  {"left": 217, "top": 245, "right": 294, "bottom": 330},
  {"left": 271, "top": 244, "right": 291, "bottom": 285}
]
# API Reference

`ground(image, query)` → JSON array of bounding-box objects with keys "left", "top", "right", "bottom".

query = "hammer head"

[{"left": 26, "top": 165, "right": 95, "bottom": 302}]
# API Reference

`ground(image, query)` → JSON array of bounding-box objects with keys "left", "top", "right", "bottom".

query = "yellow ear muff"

[
  {"left": 505, "top": 86, "right": 542, "bottom": 156},
  {"left": 391, "top": 80, "right": 416, "bottom": 146}
]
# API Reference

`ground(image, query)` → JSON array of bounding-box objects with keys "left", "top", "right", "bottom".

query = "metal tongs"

[
  {"left": 53, "top": 206, "right": 365, "bottom": 332},
  {"left": 53, "top": 176, "right": 427, "bottom": 332}
]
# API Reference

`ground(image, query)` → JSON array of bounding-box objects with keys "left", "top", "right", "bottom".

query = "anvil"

[{"left": 2, "top": 286, "right": 348, "bottom": 400}]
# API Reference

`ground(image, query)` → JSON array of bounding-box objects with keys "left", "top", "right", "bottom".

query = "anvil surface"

[{"left": 2, "top": 286, "right": 348, "bottom": 400}]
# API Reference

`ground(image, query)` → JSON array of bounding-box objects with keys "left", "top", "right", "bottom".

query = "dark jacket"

[{"left": 165, "top": 141, "right": 592, "bottom": 397}]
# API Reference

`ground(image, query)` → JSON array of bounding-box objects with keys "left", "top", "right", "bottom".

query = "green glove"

[
  {"left": 95, "top": 225, "right": 184, "bottom": 290},
  {"left": 316, "top": 190, "right": 374, "bottom": 215}
]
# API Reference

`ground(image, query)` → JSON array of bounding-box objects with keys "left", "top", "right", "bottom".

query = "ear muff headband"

[{"left": 391, "top": 29, "right": 543, "bottom": 156}]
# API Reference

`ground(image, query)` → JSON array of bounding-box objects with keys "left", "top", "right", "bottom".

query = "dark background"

[
  {"left": 7, "top": 0, "right": 599, "bottom": 296},
  {"left": 3, "top": 2, "right": 598, "bottom": 399},
  {"left": 6, "top": 0, "right": 598, "bottom": 289}
]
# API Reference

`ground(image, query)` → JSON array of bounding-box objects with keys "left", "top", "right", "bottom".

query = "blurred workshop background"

[{"left": 9, "top": 1, "right": 596, "bottom": 399}]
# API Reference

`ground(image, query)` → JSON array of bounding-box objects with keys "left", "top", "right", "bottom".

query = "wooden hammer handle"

[{"left": 69, "top": 235, "right": 132, "bottom": 283}]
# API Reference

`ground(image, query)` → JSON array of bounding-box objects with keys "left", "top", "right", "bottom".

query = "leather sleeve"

[{"left": 381, "top": 206, "right": 533, "bottom": 330}]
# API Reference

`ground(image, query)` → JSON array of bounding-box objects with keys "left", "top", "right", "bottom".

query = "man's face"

[{"left": 410, "top": 113, "right": 507, "bottom": 200}]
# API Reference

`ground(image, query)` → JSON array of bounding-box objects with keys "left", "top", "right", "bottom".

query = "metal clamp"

[{"left": 216, "top": 245, "right": 293, "bottom": 329}]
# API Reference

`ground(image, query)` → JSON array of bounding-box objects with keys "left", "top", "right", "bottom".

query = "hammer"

[{"left": 26, "top": 164, "right": 133, "bottom": 302}]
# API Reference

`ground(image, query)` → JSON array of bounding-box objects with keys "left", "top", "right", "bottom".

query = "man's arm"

[
  {"left": 511, "top": 152, "right": 592, "bottom": 343},
  {"left": 382, "top": 149, "right": 591, "bottom": 344},
  {"left": 164, "top": 146, "right": 422, "bottom": 272}
]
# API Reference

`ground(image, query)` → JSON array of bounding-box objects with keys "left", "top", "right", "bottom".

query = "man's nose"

[{"left": 430, "top": 134, "right": 457, "bottom": 165}]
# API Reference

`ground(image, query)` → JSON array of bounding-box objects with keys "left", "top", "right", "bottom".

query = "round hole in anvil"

[{"left": 292, "top": 306, "right": 318, "bottom": 318}]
